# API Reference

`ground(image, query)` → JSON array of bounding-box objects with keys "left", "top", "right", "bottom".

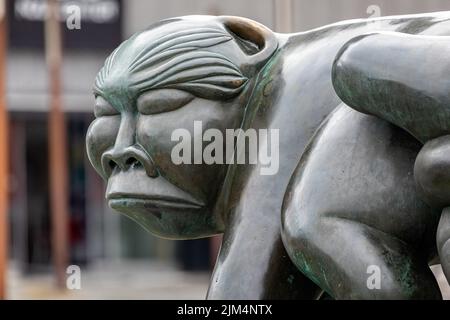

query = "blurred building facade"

[{"left": 6, "top": 0, "right": 450, "bottom": 274}]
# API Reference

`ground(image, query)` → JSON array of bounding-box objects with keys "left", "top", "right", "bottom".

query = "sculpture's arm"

[{"left": 332, "top": 31, "right": 450, "bottom": 284}]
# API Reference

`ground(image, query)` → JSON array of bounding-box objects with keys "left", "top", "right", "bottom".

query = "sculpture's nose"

[
  {"left": 101, "top": 146, "right": 158, "bottom": 178},
  {"left": 101, "top": 114, "right": 158, "bottom": 178}
]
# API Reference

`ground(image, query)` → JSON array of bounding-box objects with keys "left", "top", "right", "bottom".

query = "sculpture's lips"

[
  {"left": 107, "top": 193, "right": 203, "bottom": 210},
  {"left": 106, "top": 168, "right": 204, "bottom": 210}
]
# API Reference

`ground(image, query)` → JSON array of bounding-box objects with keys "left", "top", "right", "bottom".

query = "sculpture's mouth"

[{"left": 106, "top": 168, "right": 205, "bottom": 211}]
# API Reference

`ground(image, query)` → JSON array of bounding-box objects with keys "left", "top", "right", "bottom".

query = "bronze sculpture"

[{"left": 86, "top": 12, "right": 450, "bottom": 299}]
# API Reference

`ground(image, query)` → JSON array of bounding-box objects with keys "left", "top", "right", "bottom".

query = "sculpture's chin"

[{"left": 108, "top": 198, "right": 218, "bottom": 240}]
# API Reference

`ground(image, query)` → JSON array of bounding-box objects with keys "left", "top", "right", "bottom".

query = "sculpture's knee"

[
  {"left": 282, "top": 183, "right": 324, "bottom": 255},
  {"left": 281, "top": 204, "right": 316, "bottom": 255},
  {"left": 282, "top": 192, "right": 338, "bottom": 292}
]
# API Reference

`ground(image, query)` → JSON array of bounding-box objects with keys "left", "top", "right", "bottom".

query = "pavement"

[
  {"left": 6, "top": 261, "right": 450, "bottom": 300},
  {"left": 7, "top": 260, "right": 210, "bottom": 300}
]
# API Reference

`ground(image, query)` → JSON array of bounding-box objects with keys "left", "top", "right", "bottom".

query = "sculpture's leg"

[
  {"left": 282, "top": 105, "right": 442, "bottom": 299},
  {"left": 283, "top": 215, "right": 441, "bottom": 299},
  {"left": 437, "top": 208, "right": 450, "bottom": 284}
]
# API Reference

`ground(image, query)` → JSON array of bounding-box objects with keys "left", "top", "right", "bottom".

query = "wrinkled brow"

[{"left": 94, "top": 27, "right": 248, "bottom": 101}]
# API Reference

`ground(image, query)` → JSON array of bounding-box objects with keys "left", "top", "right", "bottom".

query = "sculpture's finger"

[{"left": 332, "top": 32, "right": 450, "bottom": 143}]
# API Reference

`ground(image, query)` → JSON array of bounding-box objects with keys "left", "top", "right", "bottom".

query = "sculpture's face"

[
  {"left": 86, "top": 16, "right": 277, "bottom": 239},
  {"left": 87, "top": 89, "right": 244, "bottom": 239}
]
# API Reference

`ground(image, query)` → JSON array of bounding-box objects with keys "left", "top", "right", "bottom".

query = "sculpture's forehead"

[
  {"left": 107, "top": 16, "right": 231, "bottom": 64},
  {"left": 131, "top": 18, "right": 226, "bottom": 50},
  {"left": 94, "top": 17, "right": 248, "bottom": 107}
]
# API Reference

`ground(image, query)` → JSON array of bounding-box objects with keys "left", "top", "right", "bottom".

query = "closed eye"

[
  {"left": 94, "top": 96, "right": 119, "bottom": 117},
  {"left": 137, "top": 89, "right": 195, "bottom": 115}
]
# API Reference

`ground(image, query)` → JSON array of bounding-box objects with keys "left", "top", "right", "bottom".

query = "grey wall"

[
  {"left": 124, "top": 0, "right": 450, "bottom": 36},
  {"left": 7, "top": 0, "right": 450, "bottom": 112},
  {"left": 292, "top": 0, "right": 450, "bottom": 31},
  {"left": 7, "top": 51, "right": 107, "bottom": 112},
  {"left": 123, "top": 0, "right": 275, "bottom": 37}
]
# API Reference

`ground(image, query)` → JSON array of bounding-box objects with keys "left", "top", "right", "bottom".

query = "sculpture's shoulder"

[
  {"left": 285, "top": 10, "right": 450, "bottom": 45},
  {"left": 279, "top": 11, "right": 450, "bottom": 58}
]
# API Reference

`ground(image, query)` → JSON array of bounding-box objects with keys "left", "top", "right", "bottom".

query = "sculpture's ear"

[{"left": 219, "top": 16, "right": 278, "bottom": 72}]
